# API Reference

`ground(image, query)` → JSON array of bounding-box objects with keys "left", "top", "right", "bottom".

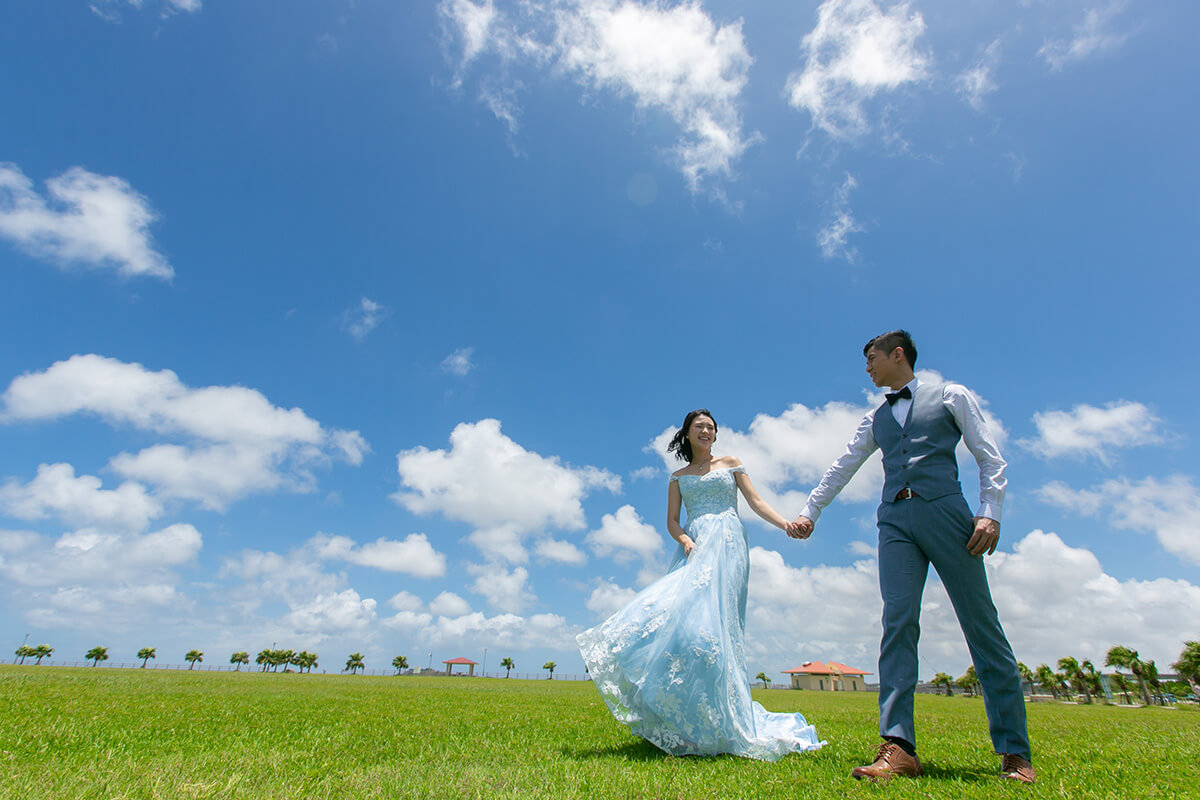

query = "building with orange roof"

[{"left": 782, "top": 660, "right": 873, "bottom": 691}]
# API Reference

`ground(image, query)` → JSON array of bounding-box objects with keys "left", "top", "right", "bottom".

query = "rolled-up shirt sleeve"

[
  {"left": 800, "top": 408, "right": 879, "bottom": 523},
  {"left": 943, "top": 384, "right": 1007, "bottom": 522}
]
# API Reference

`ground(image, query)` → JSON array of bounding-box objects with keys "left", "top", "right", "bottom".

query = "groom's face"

[{"left": 865, "top": 346, "right": 904, "bottom": 388}]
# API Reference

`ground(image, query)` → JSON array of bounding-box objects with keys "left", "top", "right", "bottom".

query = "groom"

[{"left": 789, "top": 330, "right": 1034, "bottom": 784}]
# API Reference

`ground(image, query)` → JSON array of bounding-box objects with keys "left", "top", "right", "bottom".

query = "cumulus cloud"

[
  {"left": 281, "top": 589, "right": 377, "bottom": 637},
  {"left": 441, "top": 347, "right": 475, "bottom": 376},
  {"left": 785, "top": 0, "right": 931, "bottom": 139},
  {"left": 743, "top": 529, "right": 1200, "bottom": 678},
  {"left": 429, "top": 591, "right": 473, "bottom": 616},
  {"left": 1019, "top": 400, "right": 1162, "bottom": 464},
  {"left": 1040, "top": 1, "right": 1133, "bottom": 71},
  {"left": 817, "top": 173, "right": 865, "bottom": 262},
  {"left": 310, "top": 532, "right": 447, "bottom": 578},
  {"left": 1, "top": 355, "right": 368, "bottom": 510},
  {"left": 344, "top": 297, "right": 386, "bottom": 341},
  {"left": 393, "top": 418, "right": 619, "bottom": 563},
  {"left": 1038, "top": 475, "right": 1200, "bottom": 566},
  {"left": 584, "top": 578, "right": 637, "bottom": 618},
  {"left": 440, "top": 0, "right": 757, "bottom": 194},
  {"left": 411, "top": 610, "right": 579, "bottom": 652},
  {"left": 585, "top": 504, "right": 663, "bottom": 564},
  {"left": 0, "top": 463, "right": 162, "bottom": 532},
  {"left": 0, "top": 523, "right": 201, "bottom": 631},
  {"left": 466, "top": 562, "right": 535, "bottom": 612},
  {"left": 956, "top": 38, "right": 1001, "bottom": 111},
  {"left": 534, "top": 537, "right": 588, "bottom": 565},
  {"left": 0, "top": 163, "right": 172, "bottom": 279}
]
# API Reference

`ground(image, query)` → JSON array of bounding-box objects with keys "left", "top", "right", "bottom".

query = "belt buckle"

[{"left": 897, "top": 488, "right": 915, "bottom": 501}]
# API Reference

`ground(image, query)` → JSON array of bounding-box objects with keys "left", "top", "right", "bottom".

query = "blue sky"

[{"left": 1, "top": 0, "right": 1197, "bottom": 681}]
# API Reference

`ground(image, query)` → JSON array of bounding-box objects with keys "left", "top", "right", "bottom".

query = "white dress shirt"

[{"left": 800, "top": 378, "right": 1007, "bottom": 524}]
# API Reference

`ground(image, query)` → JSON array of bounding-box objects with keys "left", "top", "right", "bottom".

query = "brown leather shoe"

[
  {"left": 851, "top": 742, "right": 923, "bottom": 781},
  {"left": 1000, "top": 754, "right": 1036, "bottom": 784}
]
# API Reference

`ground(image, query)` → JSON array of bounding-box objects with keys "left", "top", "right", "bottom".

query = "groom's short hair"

[{"left": 864, "top": 330, "right": 917, "bottom": 369}]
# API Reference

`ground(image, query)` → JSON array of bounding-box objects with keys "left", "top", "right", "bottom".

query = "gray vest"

[{"left": 874, "top": 382, "right": 963, "bottom": 503}]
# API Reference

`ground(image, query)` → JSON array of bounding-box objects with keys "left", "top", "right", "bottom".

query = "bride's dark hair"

[{"left": 668, "top": 409, "right": 717, "bottom": 463}]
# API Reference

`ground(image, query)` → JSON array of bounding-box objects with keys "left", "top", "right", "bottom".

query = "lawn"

[{"left": 1, "top": 666, "right": 1194, "bottom": 799}]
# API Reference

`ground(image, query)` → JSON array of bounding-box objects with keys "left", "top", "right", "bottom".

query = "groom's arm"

[
  {"left": 792, "top": 409, "right": 880, "bottom": 534},
  {"left": 944, "top": 384, "right": 1007, "bottom": 555}
]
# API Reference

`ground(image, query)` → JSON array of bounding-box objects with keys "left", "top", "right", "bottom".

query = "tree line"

[
  {"left": 927, "top": 642, "right": 1199, "bottom": 705},
  {"left": 10, "top": 645, "right": 562, "bottom": 677}
]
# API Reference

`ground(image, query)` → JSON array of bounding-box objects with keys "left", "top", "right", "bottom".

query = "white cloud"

[
  {"left": 956, "top": 38, "right": 1001, "bottom": 111},
  {"left": 281, "top": 589, "right": 377, "bottom": 637},
  {"left": 584, "top": 578, "right": 637, "bottom": 618},
  {"left": 413, "top": 610, "right": 579, "bottom": 652},
  {"left": 1038, "top": 475, "right": 1200, "bottom": 566},
  {"left": 466, "top": 562, "right": 535, "bottom": 612},
  {"left": 743, "top": 530, "right": 1200, "bottom": 678},
  {"left": 441, "top": 347, "right": 475, "bottom": 376},
  {"left": 90, "top": 0, "right": 200, "bottom": 20},
  {"left": 629, "top": 465, "right": 659, "bottom": 481},
  {"left": 344, "top": 297, "right": 386, "bottom": 341},
  {"left": 0, "top": 163, "right": 172, "bottom": 279},
  {"left": 585, "top": 504, "right": 663, "bottom": 564},
  {"left": 0, "top": 523, "right": 201, "bottom": 632},
  {"left": 785, "top": 0, "right": 931, "bottom": 139},
  {"left": 0, "top": 463, "right": 162, "bottom": 532},
  {"left": 310, "top": 532, "right": 447, "bottom": 578},
  {"left": 440, "top": 0, "right": 757, "bottom": 194},
  {"left": 533, "top": 537, "right": 588, "bottom": 565},
  {"left": 430, "top": 591, "right": 473, "bottom": 616},
  {"left": 1040, "top": 1, "right": 1133, "bottom": 71},
  {"left": 817, "top": 173, "right": 865, "bottom": 262},
  {"left": 1, "top": 355, "right": 367, "bottom": 511},
  {"left": 1019, "top": 400, "right": 1161, "bottom": 464},
  {"left": 387, "top": 590, "right": 424, "bottom": 612},
  {"left": 393, "top": 418, "right": 619, "bottom": 563}
]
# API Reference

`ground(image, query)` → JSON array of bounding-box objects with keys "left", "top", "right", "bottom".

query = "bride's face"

[{"left": 687, "top": 415, "right": 716, "bottom": 451}]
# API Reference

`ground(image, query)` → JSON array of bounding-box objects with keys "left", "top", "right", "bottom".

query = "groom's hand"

[
  {"left": 787, "top": 516, "right": 814, "bottom": 539},
  {"left": 967, "top": 517, "right": 1000, "bottom": 556}
]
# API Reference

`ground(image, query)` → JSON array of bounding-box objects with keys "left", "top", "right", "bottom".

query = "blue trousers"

[{"left": 876, "top": 493, "right": 1030, "bottom": 759}]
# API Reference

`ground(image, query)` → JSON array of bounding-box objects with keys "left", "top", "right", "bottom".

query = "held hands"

[
  {"left": 967, "top": 517, "right": 1000, "bottom": 556},
  {"left": 786, "top": 516, "right": 814, "bottom": 540}
]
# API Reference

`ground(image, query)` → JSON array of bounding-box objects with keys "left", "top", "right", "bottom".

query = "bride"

[{"left": 577, "top": 409, "right": 824, "bottom": 760}]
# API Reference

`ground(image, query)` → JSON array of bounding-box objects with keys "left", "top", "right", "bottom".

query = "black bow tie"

[{"left": 885, "top": 386, "right": 912, "bottom": 406}]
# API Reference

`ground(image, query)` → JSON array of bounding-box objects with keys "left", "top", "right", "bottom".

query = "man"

[{"left": 789, "top": 330, "right": 1034, "bottom": 784}]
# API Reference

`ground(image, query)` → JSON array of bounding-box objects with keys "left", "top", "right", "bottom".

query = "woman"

[{"left": 577, "top": 409, "right": 823, "bottom": 760}]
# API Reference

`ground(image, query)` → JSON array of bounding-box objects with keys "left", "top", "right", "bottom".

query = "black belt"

[{"left": 894, "top": 488, "right": 919, "bottom": 501}]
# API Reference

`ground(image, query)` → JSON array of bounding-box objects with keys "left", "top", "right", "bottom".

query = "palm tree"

[
  {"left": 1081, "top": 660, "right": 1103, "bottom": 702},
  {"left": 1105, "top": 645, "right": 1152, "bottom": 706},
  {"left": 86, "top": 646, "right": 109, "bottom": 667},
  {"left": 138, "top": 647, "right": 156, "bottom": 668},
  {"left": 1171, "top": 641, "right": 1200, "bottom": 701},
  {"left": 1109, "top": 672, "right": 1134, "bottom": 704},
  {"left": 345, "top": 652, "right": 365, "bottom": 674},
  {"left": 1035, "top": 663, "right": 1060, "bottom": 700},
  {"left": 543, "top": 661, "right": 557, "bottom": 680},
  {"left": 15, "top": 645, "right": 34, "bottom": 665},
  {"left": 756, "top": 672, "right": 770, "bottom": 689},
  {"left": 1143, "top": 659, "right": 1162, "bottom": 704},
  {"left": 500, "top": 657, "right": 515, "bottom": 678},
  {"left": 931, "top": 672, "right": 955, "bottom": 696},
  {"left": 1017, "top": 662, "right": 1035, "bottom": 696},
  {"left": 1057, "top": 656, "right": 1090, "bottom": 703},
  {"left": 255, "top": 649, "right": 271, "bottom": 672},
  {"left": 33, "top": 645, "right": 53, "bottom": 665},
  {"left": 392, "top": 655, "right": 409, "bottom": 675},
  {"left": 299, "top": 651, "right": 318, "bottom": 673},
  {"left": 229, "top": 651, "right": 249, "bottom": 671},
  {"left": 185, "top": 650, "right": 204, "bottom": 670}
]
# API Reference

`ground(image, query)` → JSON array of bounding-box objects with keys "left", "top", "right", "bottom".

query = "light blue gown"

[{"left": 577, "top": 466, "right": 824, "bottom": 760}]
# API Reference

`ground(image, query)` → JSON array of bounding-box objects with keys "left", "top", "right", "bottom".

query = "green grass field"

[{"left": 1, "top": 666, "right": 1195, "bottom": 799}]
